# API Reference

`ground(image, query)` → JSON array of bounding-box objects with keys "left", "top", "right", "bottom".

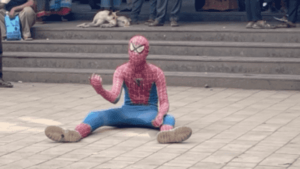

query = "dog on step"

[{"left": 77, "top": 10, "right": 131, "bottom": 28}]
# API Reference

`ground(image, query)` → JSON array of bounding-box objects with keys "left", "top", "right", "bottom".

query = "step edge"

[
  {"left": 3, "top": 40, "right": 300, "bottom": 48},
  {"left": 3, "top": 52, "right": 300, "bottom": 63},
  {"left": 4, "top": 67, "right": 300, "bottom": 80}
]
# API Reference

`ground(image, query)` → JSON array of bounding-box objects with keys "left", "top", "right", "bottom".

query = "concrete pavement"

[{"left": 1, "top": 82, "right": 300, "bottom": 169}]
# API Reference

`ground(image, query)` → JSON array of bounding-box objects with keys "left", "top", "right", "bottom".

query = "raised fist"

[{"left": 90, "top": 73, "right": 103, "bottom": 91}]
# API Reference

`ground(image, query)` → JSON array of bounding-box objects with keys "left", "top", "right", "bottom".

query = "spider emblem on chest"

[{"left": 134, "top": 78, "right": 143, "bottom": 87}]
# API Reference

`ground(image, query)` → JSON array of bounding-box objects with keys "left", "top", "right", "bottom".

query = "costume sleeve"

[
  {"left": 156, "top": 69, "right": 169, "bottom": 117},
  {"left": 94, "top": 68, "right": 124, "bottom": 104}
]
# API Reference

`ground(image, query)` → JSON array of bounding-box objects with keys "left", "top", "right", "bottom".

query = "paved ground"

[{"left": 1, "top": 82, "right": 300, "bottom": 169}]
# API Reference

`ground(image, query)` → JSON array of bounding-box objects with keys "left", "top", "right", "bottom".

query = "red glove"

[
  {"left": 90, "top": 73, "right": 103, "bottom": 93},
  {"left": 152, "top": 114, "right": 164, "bottom": 128}
]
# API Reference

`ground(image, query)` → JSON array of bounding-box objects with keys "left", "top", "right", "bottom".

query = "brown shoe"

[
  {"left": 149, "top": 20, "right": 164, "bottom": 27},
  {"left": 0, "top": 79, "right": 13, "bottom": 88},
  {"left": 144, "top": 19, "right": 154, "bottom": 25},
  {"left": 276, "top": 22, "right": 296, "bottom": 28},
  {"left": 252, "top": 20, "right": 275, "bottom": 29},
  {"left": 285, "top": 21, "right": 296, "bottom": 28}
]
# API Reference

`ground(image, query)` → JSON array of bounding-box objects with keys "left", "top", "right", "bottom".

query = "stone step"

[
  {"left": 32, "top": 23, "right": 300, "bottom": 43},
  {"left": 72, "top": 10, "right": 298, "bottom": 23},
  {"left": 3, "top": 52, "right": 300, "bottom": 75},
  {"left": 4, "top": 67, "right": 300, "bottom": 90},
  {"left": 3, "top": 40, "right": 300, "bottom": 57}
]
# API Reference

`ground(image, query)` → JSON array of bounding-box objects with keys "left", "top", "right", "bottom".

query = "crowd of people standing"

[{"left": 89, "top": 0, "right": 299, "bottom": 28}]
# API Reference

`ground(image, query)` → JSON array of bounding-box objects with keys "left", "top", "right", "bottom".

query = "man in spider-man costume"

[{"left": 45, "top": 35, "right": 192, "bottom": 144}]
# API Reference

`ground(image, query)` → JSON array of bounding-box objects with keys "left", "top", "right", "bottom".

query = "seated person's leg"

[
  {"left": 19, "top": 7, "right": 36, "bottom": 40},
  {"left": 160, "top": 114, "right": 175, "bottom": 131},
  {"left": 45, "top": 107, "right": 123, "bottom": 142}
]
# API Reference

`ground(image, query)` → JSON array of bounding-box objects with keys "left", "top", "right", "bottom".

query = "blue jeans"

[
  {"left": 131, "top": 0, "right": 157, "bottom": 22},
  {"left": 288, "top": 0, "right": 299, "bottom": 23},
  {"left": 101, "top": 0, "right": 122, "bottom": 8},
  {"left": 156, "top": 0, "right": 182, "bottom": 24}
]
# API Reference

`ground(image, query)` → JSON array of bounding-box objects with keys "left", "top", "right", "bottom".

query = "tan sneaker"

[
  {"left": 149, "top": 20, "right": 164, "bottom": 27},
  {"left": 45, "top": 126, "right": 82, "bottom": 143},
  {"left": 246, "top": 21, "right": 255, "bottom": 29},
  {"left": 252, "top": 20, "right": 275, "bottom": 29},
  {"left": 170, "top": 20, "right": 179, "bottom": 27},
  {"left": 157, "top": 126, "right": 192, "bottom": 144}
]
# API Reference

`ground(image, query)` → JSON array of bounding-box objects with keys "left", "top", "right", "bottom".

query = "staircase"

[{"left": 2, "top": 21, "right": 300, "bottom": 90}]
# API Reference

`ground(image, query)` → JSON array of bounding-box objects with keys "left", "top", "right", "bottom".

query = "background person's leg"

[
  {"left": 288, "top": 0, "right": 299, "bottom": 23},
  {"left": 130, "top": 0, "right": 144, "bottom": 23},
  {"left": 245, "top": 0, "right": 253, "bottom": 21},
  {"left": 155, "top": 0, "right": 168, "bottom": 24},
  {"left": 169, "top": 0, "right": 182, "bottom": 23},
  {"left": 251, "top": 0, "right": 262, "bottom": 21},
  {"left": 0, "top": 9, "right": 6, "bottom": 39},
  {"left": 19, "top": 7, "right": 36, "bottom": 40},
  {"left": 0, "top": 28, "right": 13, "bottom": 88},
  {"left": 101, "top": 0, "right": 112, "bottom": 8},
  {"left": 149, "top": 0, "right": 157, "bottom": 20}
]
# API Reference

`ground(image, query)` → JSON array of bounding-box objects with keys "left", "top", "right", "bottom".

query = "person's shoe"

[
  {"left": 0, "top": 79, "right": 13, "bottom": 88},
  {"left": 252, "top": 20, "right": 275, "bottom": 29},
  {"left": 23, "top": 37, "right": 33, "bottom": 41},
  {"left": 149, "top": 20, "right": 164, "bottom": 27},
  {"left": 245, "top": 21, "right": 255, "bottom": 29},
  {"left": 286, "top": 21, "right": 296, "bottom": 28},
  {"left": 144, "top": 19, "right": 154, "bottom": 25},
  {"left": 157, "top": 126, "right": 192, "bottom": 144},
  {"left": 45, "top": 126, "right": 82, "bottom": 142},
  {"left": 275, "top": 22, "right": 296, "bottom": 28},
  {"left": 274, "top": 15, "right": 288, "bottom": 23},
  {"left": 170, "top": 20, "right": 179, "bottom": 27}
]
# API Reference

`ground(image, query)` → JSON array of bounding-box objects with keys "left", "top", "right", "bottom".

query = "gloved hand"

[
  {"left": 152, "top": 114, "right": 164, "bottom": 128},
  {"left": 90, "top": 73, "right": 103, "bottom": 93}
]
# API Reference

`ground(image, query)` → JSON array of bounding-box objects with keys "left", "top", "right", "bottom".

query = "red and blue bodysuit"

[
  {"left": 75, "top": 35, "right": 174, "bottom": 137},
  {"left": 45, "top": 35, "right": 192, "bottom": 144}
]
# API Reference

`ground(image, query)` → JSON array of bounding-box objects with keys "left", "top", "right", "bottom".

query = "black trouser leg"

[
  {"left": 246, "top": 0, "right": 262, "bottom": 21},
  {"left": 288, "top": 0, "right": 299, "bottom": 23},
  {"left": 273, "top": 0, "right": 281, "bottom": 10}
]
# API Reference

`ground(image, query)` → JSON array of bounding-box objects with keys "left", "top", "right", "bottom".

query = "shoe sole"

[
  {"left": 274, "top": 16, "right": 288, "bottom": 22},
  {"left": 157, "top": 126, "right": 192, "bottom": 144},
  {"left": 45, "top": 126, "right": 81, "bottom": 142}
]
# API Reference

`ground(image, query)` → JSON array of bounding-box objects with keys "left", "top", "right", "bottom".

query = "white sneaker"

[
  {"left": 157, "top": 126, "right": 192, "bottom": 144},
  {"left": 45, "top": 126, "right": 82, "bottom": 143}
]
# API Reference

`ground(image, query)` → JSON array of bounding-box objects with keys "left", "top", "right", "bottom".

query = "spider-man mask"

[{"left": 128, "top": 35, "right": 149, "bottom": 66}]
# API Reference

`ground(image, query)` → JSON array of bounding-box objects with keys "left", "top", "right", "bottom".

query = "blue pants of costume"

[{"left": 83, "top": 105, "right": 175, "bottom": 131}]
